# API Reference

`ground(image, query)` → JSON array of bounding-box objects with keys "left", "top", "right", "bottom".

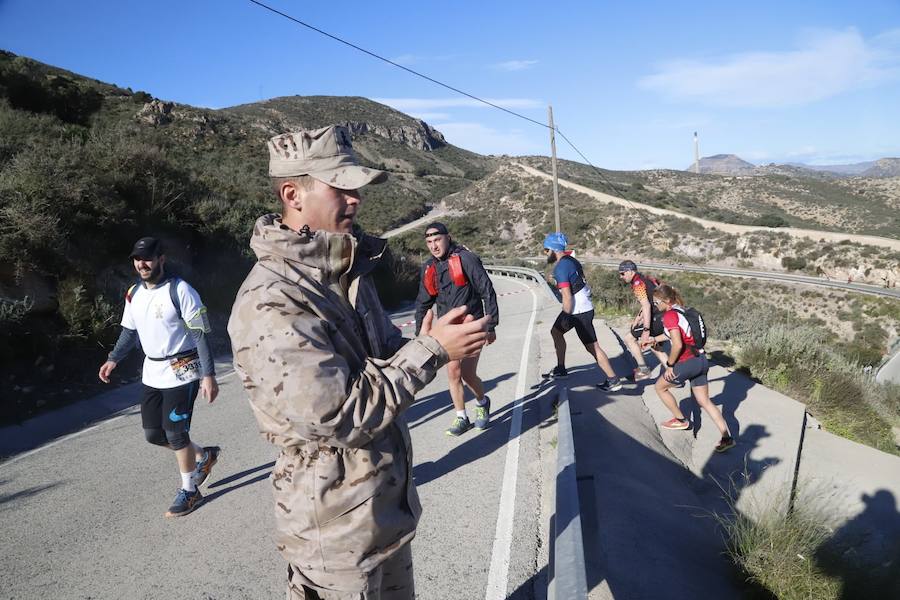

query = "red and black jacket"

[{"left": 414, "top": 243, "right": 499, "bottom": 335}]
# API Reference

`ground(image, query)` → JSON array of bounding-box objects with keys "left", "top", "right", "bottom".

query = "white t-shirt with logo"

[{"left": 121, "top": 278, "right": 204, "bottom": 389}]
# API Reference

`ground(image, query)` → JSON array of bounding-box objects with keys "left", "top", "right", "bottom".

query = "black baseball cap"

[
  {"left": 618, "top": 260, "right": 637, "bottom": 273},
  {"left": 130, "top": 237, "right": 163, "bottom": 260},
  {"left": 424, "top": 222, "right": 449, "bottom": 237}
]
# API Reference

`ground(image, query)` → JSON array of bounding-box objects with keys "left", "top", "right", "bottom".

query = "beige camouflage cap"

[{"left": 267, "top": 125, "right": 387, "bottom": 190}]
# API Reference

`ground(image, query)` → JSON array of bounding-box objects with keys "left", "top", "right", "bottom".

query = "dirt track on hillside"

[{"left": 514, "top": 163, "right": 900, "bottom": 251}]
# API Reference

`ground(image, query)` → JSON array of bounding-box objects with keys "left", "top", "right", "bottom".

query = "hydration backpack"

[
  {"left": 423, "top": 254, "right": 467, "bottom": 296},
  {"left": 673, "top": 306, "right": 708, "bottom": 350}
]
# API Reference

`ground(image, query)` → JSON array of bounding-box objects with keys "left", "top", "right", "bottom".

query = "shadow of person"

[
  {"left": 814, "top": 489, "right": 900, "bottom": 598},
  {"left": 403, "top": 371, "right": 517, "bottom": 431},
  {"left": 411, "top": 378, "right": 555, "bottom": 487},
  {"left": 201, "top": 461, "right": 276, "bottom": 506},
  {"left": 699, "top": 424, "right": 782, "bottom": 509},
  {"left": 679, "top": 368, "right": 753, "bottom": 441}
]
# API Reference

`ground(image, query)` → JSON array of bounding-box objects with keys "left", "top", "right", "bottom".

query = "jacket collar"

[{"left": 249, "top": 214, "right": 387, "bottom": 284}]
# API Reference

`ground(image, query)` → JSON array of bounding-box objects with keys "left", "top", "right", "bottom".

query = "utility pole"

[
  {"left": 693, "top": 131, "right": 701, "bottom": 174},
  {"left": 549, "top": 105, "right": 560, "bottom": 233}
]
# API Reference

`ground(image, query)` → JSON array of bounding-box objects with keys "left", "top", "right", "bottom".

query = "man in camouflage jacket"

[{"left": 228, "top": 125, "right": 489, "bottom": 599}]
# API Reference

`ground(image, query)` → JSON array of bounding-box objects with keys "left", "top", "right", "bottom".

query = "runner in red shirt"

[{"left": 643, "top": 284, "right": 734, "bottom": 453}]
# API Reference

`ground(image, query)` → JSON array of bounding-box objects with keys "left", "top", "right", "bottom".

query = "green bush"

[{"left": 753, "top": 213, "right": 789, "bottom": 228}]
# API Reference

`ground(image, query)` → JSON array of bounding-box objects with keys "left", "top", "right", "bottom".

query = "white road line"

[
  {"left": 0, "top": 369, "right": 237, "bottom": 469},
  {"left": 485, "top": 278, "right": 539, "bottom": 600}
]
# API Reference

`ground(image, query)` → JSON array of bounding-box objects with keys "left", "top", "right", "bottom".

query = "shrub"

[
  {"left": 716, "top": 490, "right": 841, "bottom": 600},
  {"left": 782, "top": 256, "right": 808, "bottom": 271},
  {"left": 753, "top": 213, "right": 789, "bottom": 228}
]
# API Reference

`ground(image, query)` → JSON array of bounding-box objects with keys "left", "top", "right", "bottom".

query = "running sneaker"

[
  {"left": 474, "top": 397, "right": 491, "bottom": 430},
  {"left": 661, "top": 417, "right": 691, "bottom": 430},
  {"left": 542, "top": 366, "right": 569, "bottom": 379},
  {"left": 165, "top": 487, "right": 204, "bottom": 518},
  {"left": 715, "top": 436, "right": 736, "bottom": 453},
  {"left": 633, "top": 368, "right": 652, "bottom": 382},
  {"left": 445, "top": 416, "right": 472, "bottom": 437},
  {"left": 596, "top": 378, "right": 623, "bottom": 392},
  {"left": 192, "top": 445, "right": 221, "bottom": 487}
]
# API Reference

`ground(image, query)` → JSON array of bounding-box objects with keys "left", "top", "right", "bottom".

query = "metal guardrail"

[
  {"left": 550, "top": 386, "right": 588, "bottom": 600},
  {"left": 485, "top": 264, "right": 588, "bottom": 600},
  {"left": 484, "top": 264, "right": 558, "bottom": 303}
]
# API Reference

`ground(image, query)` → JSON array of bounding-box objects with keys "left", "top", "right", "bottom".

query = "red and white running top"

[{"left": 661, "top": 305, "right": 698, "bottom": 363}]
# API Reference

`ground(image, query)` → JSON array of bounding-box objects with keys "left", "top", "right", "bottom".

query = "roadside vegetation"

[
  {"left": 714, "top": 485, "right": 899, "bottom": 599},
  {"left": 582, "top": 267, "right": 900, "bottom": 454}
]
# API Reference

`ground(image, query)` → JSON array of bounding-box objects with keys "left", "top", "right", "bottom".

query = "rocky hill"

[
  {"left": 862, "top": 157, "right": 900, "bottom": 178},
  {"left": 692, "top": 153, "right": 756, "bottom": 175}
]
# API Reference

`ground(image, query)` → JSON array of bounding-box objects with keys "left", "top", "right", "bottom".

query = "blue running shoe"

[
  {"left": 165, "top": 487, "right": 204, "bottom": 518},
  {"left": 445, "top": 416, "right": 472, "bottom": 437},
  {"left": 474, "top": 397, "right": 491, "bottom": 430},
  {"left": 192, "top": 446, "right": 220, "bottom": 487}
]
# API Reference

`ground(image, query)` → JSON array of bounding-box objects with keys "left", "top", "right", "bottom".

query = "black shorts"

[
  {"left": 553, "top": 310, "right": 598, "bottom": 345},
  {"left": 141, "top": 380, "right": 200, "bottom": 433},
  {"left": 631, "top": 311, "right": 664, "bottom": 339},
  {"left": 671, "top": 354, "right": 709, "bottom": 387}
]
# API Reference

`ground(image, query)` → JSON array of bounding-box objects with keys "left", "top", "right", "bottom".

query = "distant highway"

[{"left": 519, "top": 256, "right": 900, "bottom": 300}]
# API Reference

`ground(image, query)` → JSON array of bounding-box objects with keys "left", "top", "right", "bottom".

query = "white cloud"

[
  {"left": 639, "top": 28, "right": 900, "bottom": 108},
  {"left": 435, "top": 122, "right": 544, "bottom": 156},
  {"left": 372, "top": 97, "right": 543, "bottom": 111},
  {"left": 492, "top": 59, "right": 538, "bottom": 72}
]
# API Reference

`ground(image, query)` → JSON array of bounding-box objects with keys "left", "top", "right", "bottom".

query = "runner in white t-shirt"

[{"left": 98, "top": 237, "right": 221, "bottom": 517}]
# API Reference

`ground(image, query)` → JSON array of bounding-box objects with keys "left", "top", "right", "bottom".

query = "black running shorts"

[
  {"left": 141, "top": 380, "right": 201, "bottom": 433},
  {"left": 553, "top": 309, "right": 598, "bottom": 345}
]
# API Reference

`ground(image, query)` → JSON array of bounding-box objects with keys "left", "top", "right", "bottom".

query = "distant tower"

[{"left": 693, "top": 131, "right": 701, "bottom": 174}]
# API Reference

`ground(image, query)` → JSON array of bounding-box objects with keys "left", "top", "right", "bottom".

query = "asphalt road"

[{"left": 0, "top": 276, "right": 548, "bottom": 600}]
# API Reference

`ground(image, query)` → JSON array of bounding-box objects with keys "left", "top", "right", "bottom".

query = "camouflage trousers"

[{"left": 287, "top": 543, "right": 414, "bottom": 600}]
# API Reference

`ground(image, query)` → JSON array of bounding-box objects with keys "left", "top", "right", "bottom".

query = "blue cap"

[{"left": 543, "top": 232, "right": 568, "bottom": 252}]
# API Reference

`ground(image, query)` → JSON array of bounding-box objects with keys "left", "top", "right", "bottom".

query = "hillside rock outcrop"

[{"left": 343, "top": 120, "right": 446, "bottom": 152}]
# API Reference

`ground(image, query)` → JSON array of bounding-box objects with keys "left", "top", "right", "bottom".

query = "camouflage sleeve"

[{"left": 231, "top": 306, "right": 448, "bottom": 449}]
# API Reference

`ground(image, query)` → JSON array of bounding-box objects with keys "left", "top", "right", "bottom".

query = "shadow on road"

[
  {"left": 203, "top": 461, "right": 275, "bottom": 505},
  {"left": 404, "top": 372, "right": 517, "bottom": 433},
  {"left": 815, "top": 489, "right": 900, "bottom": 598},
  {"left": 0, "top": 479, "right": 62, "bottom": 507},
  {"left": 411, "top": 375, "right": 554, "bottom": 487}
]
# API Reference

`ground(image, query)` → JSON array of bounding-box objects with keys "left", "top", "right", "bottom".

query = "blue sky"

[{"left": 2, "top": 0, "right": 899, "bottom": 170}]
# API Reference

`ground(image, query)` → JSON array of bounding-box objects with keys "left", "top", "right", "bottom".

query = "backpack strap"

[
  {"left": 423, "top": 262, "right": 438, "bottom": 296},
  {"left": 125, "top": 283, "right": 139, "bottom": 303},
  {"left": 168, "top": 277, "right": 182, "bottom": 320},
  {"left": 448, "top": 254, "right": 468, "bottom": 287}
]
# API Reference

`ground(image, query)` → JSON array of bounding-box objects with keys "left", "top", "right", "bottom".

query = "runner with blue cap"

[{"left": 541, "top": 233, "right": 623, "bottom": 391}]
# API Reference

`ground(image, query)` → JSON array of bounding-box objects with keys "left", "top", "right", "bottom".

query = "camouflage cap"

[{"left": 267, "top": 125, "right": 387, "bottom": 190}]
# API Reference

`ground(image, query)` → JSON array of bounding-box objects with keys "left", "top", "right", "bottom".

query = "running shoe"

[
  {"left": 445, "top": 416, "right": 472, "bottom": 437},
  {"left": 715, "top": 436, "right": 736, "bottom": 453},
  {"left": 542, "top": 366, "right": 569, "bottom": 379},
  {"left": 165, "top": 487, "right": 204, "bottom": 518},
  {"left": 633, "top": 368, "right": 652, "bottom": 382},
  {"left": 661, "top": 417, "right": 691, "bottom": 430},
  {"left": 192, "top": 446, "right": 221, "bottom": 487},
  {"left": 596, "top": 378, "right": 623, "bottom": 392},
  {"left": 474, "top": 397, "right": 491, "bottom": 430}
]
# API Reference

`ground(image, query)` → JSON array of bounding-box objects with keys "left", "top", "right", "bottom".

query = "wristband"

[{"left": 666, "top": 361, "right": 674, "bottom": 368}]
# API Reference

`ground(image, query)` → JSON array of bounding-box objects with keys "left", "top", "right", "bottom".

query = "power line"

[
  {"left": 247, "top": 0, "right": 549, "bottom": 129},
  {"left": 248, "top": 0, "right": 722, "bottom": 280}
]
